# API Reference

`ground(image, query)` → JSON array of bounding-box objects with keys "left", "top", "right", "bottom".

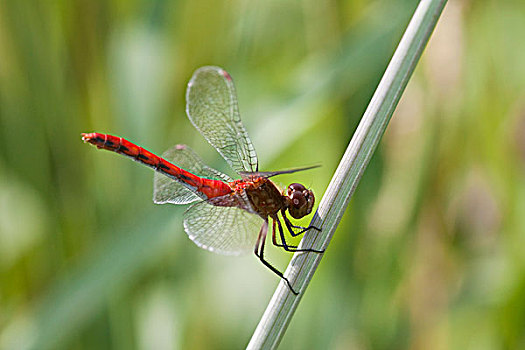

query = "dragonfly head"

[{"left": 285, "top": 183, "right": 315, "bottom": 219}]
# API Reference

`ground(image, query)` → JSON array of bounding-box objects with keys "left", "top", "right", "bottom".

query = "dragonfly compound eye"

[
  {"left": 289, "top": 183, "right": 306, "bottom": 192},
  {"left": 291, "top": 191, "right": 306, "bottom": 209},
  {"left": 287, "top": 183, "right": 315, "bottom": 219}
]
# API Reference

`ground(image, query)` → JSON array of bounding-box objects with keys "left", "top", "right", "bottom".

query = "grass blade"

[{"left": 247, "top": 0, "right": 448, "bottom": 348}]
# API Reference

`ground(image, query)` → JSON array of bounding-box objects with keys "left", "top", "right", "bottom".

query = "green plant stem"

[{"left": 246, "top": 0, "right": 447, "bottom": 348}]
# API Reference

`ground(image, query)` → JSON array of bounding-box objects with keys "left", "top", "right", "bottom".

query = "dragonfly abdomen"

[{"left": 82, "top": 133, "right": 231, "bottom": 199}]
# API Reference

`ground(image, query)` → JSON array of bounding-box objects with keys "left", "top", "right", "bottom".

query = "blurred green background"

[{"left": 1, "top": 0, "right": 525, "bottom": 349}]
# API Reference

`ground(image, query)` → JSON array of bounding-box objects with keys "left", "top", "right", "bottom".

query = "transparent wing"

[
  {"left": 153, "top": 144, "right": 233, "bottom": 205},
  {"left": 183, "top": 200, "right": 264, "bottom": 256},
  {"left": 186, "top": 66, "right": 258, "bottom": 174}
]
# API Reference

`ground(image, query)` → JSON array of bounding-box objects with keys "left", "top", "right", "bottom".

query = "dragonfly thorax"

[
  {"left": 241, "top": 177, "right": 285, "bottom": 218},
  {"left": 284, "top": 183, "right": 315, "bottom": 219}
]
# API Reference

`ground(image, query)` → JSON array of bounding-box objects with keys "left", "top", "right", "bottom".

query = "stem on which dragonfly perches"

[{"left": 247, "top": 0, "right": 448, "bottom": 348}]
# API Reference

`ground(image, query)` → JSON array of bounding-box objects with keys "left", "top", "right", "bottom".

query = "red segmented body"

[{"left": 81, "top": 133, "right": 232, "bottom": 199}]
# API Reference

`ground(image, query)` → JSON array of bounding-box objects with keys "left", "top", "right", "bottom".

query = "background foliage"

[{"left": 1, "top": 0, "right": 524, "bottom": 349}]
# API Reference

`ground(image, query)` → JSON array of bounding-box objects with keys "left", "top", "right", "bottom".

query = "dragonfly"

[{"left": 82, "top": 66, "right": 322, "bottom": 294}]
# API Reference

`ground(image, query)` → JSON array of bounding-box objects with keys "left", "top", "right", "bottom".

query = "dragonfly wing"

[
  {"left": 183, "top": 200, "right": 263, "bottom": 256},
  {"left": 153, "top": 144, "right": 233, "bottom": 205},
  {"left": 186, "top": 66, "right": 258, "bottom": 174}
]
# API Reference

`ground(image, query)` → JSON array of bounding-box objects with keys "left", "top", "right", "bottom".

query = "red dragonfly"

[{"left": 82, "top": 66, "right": 322, "bottom": 294}]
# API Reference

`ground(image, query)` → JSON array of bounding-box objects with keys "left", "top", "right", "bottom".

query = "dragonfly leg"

[
  {"left": 281, "top": 209, "right": 322, "bottom": 237},
  {"left": 274, "top": 216, "right": 324, "bottom": 253},
  {"left": 287, "top": 223, "right": 322, "bottom": 232},
  {"left": 254, "top": 220, "right": 299, "bottom": 295},
  {"left": 270, "top": 219, "right": 282, "bottom": 247},
  {"left": 281, "top": 209, "right": 322, "bottom": 236},
  {"left": 271, "top": 218, "right": 300, "bottom": 250}
]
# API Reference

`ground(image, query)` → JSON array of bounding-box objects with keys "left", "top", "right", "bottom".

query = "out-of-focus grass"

[{"left": 1, "top": 0, "right": 524, "bottom": 349}]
